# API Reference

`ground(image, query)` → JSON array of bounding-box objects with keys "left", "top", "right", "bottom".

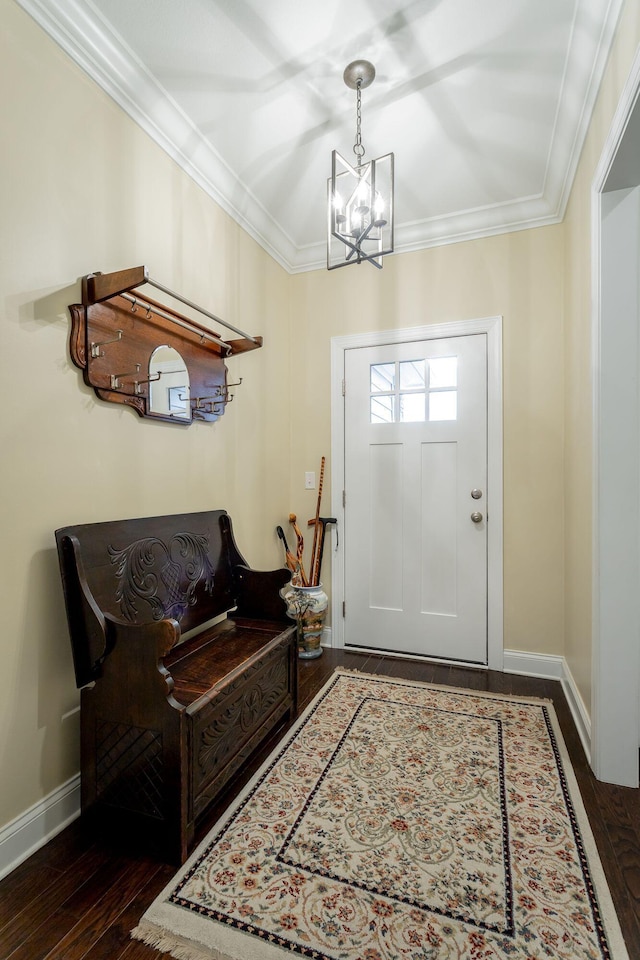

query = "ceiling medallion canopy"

[{"left": 327, "top": 60, "right": 394, "bottom": 271}]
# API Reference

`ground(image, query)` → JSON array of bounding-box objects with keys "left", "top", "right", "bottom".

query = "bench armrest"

[
  {"left": 233, "top": 564, "right": 291, "bottom": 621},
  {"left": 101, "top": 613, "right": 183, "bottom": 719}
]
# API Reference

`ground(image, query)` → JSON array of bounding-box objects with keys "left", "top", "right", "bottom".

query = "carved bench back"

[{"left": 56, "top": 510, "right": 243, "bottom": 687}]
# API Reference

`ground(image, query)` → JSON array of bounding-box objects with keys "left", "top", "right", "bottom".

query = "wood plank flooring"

[{"left": 1, "top": 650, "right": 639, "bottom": 958}]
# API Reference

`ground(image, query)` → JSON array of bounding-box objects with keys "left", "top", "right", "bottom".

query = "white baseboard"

[
  {"left": 0, "top": 647, "right": 592, "bottom": 882},
  {"left": 503, "top": 649, "right": 565, "bottom": 679},
  {"left": 0, "top": 775, "right": 80, "bottom": 882},
  {"left": 504, "top": 649, "right": 591, "bottom": 762}
]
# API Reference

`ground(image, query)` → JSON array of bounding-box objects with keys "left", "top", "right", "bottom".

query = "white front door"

[{"left": 343, "top": 334, "right": 488, "bottom": 663}]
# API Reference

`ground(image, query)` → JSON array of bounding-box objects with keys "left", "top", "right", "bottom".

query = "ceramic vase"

[{"left": 280, "top": 582, "right": 328, "bottom": 659}]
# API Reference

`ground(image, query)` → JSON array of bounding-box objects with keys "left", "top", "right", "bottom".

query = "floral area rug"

[{"left": 132, "top": 669, "right": 629, "bottom": 960}]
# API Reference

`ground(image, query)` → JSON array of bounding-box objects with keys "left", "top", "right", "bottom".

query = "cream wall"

[
  {"left": 4, "top": 0, "right": 639, "bottom": 841},
  {"left": 288, "top": 228, "right": 566, "bottom": 658},
  {"left": 563, "top": 3, "right": 640, "bottom": 709},
  {"left": 0, "top": 1, "right": 291, "bottom": 830}
]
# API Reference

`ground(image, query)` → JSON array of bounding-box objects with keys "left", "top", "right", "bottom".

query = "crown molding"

[
  {"left": 15, "top": 0, "right": 298, "bottom": 272},
  {"left": 15, "top": 0, "right": 624, "bottom": 275}
]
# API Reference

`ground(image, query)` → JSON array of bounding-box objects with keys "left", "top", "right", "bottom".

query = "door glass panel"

[
  {"left": 399, "top": 360, "right": 426, "bottom": 391},
  {"left": 429, "top": 390, "right": 457, "bottom": 421},
  {"left": 371, "top": 395, "right": 395, "bottom": 423},
  {"left": 369, "top": 356, "right": 458, "bottom": 423},
  {"left": 429, "top": 357, "right": 457, "bottom": 389},
  {"left": 400, "top": 393, "right": 426, "bottom": 422},
  {"left": 370, "top": 363, "right": 395, "bottom": 393}
]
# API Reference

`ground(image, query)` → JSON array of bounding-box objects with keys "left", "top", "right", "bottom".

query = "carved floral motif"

[{"left": 108, "top": 532, "right": 215, "bottom": 622}]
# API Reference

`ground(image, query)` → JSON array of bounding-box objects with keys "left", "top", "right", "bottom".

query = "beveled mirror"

[{"left": 149, "top": 345, "right": 190, "bottom": 421}]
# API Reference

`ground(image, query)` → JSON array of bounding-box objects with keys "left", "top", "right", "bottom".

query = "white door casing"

[
  {"left": 343, "top": 334, "right": 488, "bottom": 662},
  {"left": 330, "top": 317, "right": 503, "bottom": 669},
  {"left": 590, "top": 45, "right": 640, "bottom": 787}
]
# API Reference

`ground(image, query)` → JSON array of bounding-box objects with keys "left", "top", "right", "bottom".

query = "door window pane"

[
  {"left": 399, "top": 360, "right": 425, "bottom": 391},
  {"left": 370, "top": 363, "right": 395, "bottom": 393},
  {"left": 371, "top": 395, "right": 395, "bottom": 423},
  {"left": 370, "top": 356, "right": 458, "bottom": 423},
  {"left": 400, "top": 393, "right": 426, "bottom": 422},
  {"left": 429, "top": 357, "right": 457, "bottom": 389},
  {"left": 429, "top": 391, "right": 457, "bottom": 421}
]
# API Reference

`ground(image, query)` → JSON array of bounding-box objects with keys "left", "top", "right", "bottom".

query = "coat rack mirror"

[
  {"left": 149, "top": 345, "right": 190, "bottom": 421},
  {"left": 68, "top": 266, "right": 262, "bottom": 425}
]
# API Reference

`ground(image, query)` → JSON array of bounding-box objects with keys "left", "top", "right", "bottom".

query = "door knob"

[{"left": 470, "top": 511, "right": 483, "bottom": 523}]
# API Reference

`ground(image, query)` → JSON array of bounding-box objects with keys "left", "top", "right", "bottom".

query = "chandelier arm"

[
  {"left": 341, "top": 226, "right": 380, "bottom": 264},
  {"left": 351, "top": 248, "right": 383, "bottom": 269}
]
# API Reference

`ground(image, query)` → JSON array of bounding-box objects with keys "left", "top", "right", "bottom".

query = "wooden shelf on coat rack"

[{"left": 68, "top": 265, "right": 261, "bottom": 424}]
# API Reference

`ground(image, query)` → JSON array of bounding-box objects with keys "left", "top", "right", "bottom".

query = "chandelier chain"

[{"left": 353, "top": 80, "right": 365, "bottom": 163}]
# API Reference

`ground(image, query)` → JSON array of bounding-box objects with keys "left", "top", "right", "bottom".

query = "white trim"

[
  {"left": 590, "top": 44, "right": 640, "bottom": 788},
  {"left": 503, "top": 649, "right": 565, "bottom": 680},
  {"left": 561, "top": 663, "right": 592, "bottom": 768},
  {"left": 14, "top": 0, "right": 298, "bottom": 274},
  {"left": 0, "top": 646, "right": 589, "bottom": 880},
  {"left": 330, "top": 317, "right": 503, "bottom": 670},
  {"left": 14, "top": 0, "right": 623, "bottom": 275},
  {"left": 504, "top": 650, "right": 591, "bottom": 763},
  {"left": 0, "top": 776, "right": 80, "bottom": 881}
]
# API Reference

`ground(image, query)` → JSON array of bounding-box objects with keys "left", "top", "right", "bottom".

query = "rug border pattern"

[
  {"left": 132, "top": 668, "right": 630, "bottom": 960},
  {"left": 540, "top": 707, "right": 611, "bottom": 958}
]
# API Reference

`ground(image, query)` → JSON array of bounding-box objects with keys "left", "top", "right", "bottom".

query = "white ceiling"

[{"left": 18, "top": 0, "right": 623, "bottom": 272}]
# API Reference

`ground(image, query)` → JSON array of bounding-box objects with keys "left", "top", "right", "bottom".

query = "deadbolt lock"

[{"left": 471, "top": 489, "right": 483, "bottom": 499}]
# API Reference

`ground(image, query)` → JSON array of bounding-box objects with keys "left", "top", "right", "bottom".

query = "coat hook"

[
  {"left": 110, "top": 363, "right": 141, "bottom": 390},
  {"left": 90, "top": 329, "right": 122, "bottom": 359},
  {"left": 204, "top": 392, "right": 235, "bottom": 415},
  {"left": 134, "top": 371, "right": 162, "bottom": 395},
  {"left": 190, "top": 391, "right": 228, "bottom": 408}
]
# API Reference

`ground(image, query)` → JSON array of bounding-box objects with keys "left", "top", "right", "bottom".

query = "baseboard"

[
  {"left": 504, "top": 649, "right": 591, "bottom": 762},
  {"left": 0, "top": 646, "right": 592, "bottom": 881},
  {"left": 0, "top": 775, "right": 80, "bottom": 882},
  {"left": 559, "top": 661, "right": 592, "bottom": 765}
]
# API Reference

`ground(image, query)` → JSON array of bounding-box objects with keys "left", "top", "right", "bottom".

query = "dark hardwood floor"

[{"left": 1, "top": 650, "right": 639, "bottom": 959}]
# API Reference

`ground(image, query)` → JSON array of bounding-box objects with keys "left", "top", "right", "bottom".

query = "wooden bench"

[{"left": 55, "top": 509, "right": 297, "bottom": 863}]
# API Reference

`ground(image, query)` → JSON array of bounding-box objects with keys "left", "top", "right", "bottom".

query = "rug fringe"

[{"left": 131, "top": 921, "right": 232, "bottom": 960}]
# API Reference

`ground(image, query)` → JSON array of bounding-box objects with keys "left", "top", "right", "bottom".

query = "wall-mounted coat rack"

[{"left": 68, "top": 265, "right": 261, "bottom": 424}]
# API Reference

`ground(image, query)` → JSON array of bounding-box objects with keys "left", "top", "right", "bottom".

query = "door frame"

[
  {"left": 590, "top": 46, "right": 640, "bottom": 787},
  {"left": 330, "top": 316, "right": 503, "bottom": 669}
]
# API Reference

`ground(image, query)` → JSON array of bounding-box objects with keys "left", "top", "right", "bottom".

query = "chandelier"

[{"left": 327, "top": 60, "right": 394, "bottom": 270}]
